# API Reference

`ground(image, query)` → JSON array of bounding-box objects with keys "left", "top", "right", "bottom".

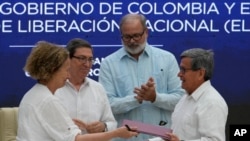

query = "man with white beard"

[{"left": 99, "top": 13, "right": 185, "bottom": 141}]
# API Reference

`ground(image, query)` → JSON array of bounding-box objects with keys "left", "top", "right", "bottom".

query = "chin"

[
  {"left": 58, "top": 85, "right": 64, "bottom": 89},
  {"left": 181, "top": 82, "right": 185, "bottom": 88},
  {"left": 59, "top": 81, "right": 67, "bottom": 87}
]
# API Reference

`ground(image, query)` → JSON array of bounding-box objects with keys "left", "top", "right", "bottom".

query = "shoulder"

[
  {"left": 150, "top": 45, "right": 175, "bottom": 57},
  {"left": 148, "top": 45, "right": 178, "bottom": 64},
  {"left": 102, "top": 48, "right": 124, "bottom": 62},
  {"left": 199, "top": 84, "right": 228, "bottom": 109},
  {"left": 87, "top": 78, "right": 105, "bottom": 89}
]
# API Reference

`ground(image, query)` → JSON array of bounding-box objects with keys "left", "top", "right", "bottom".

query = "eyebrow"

[{"left": 74, "top": 55, "right": 93, "bottom": 58}]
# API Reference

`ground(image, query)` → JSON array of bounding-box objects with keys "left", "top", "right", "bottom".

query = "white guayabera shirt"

[
  {"left": 171, "top": 80, "right": 228, "bottom": 141},
  {"left": 55, "top": 78, "right": 117, "bottom": 133}
]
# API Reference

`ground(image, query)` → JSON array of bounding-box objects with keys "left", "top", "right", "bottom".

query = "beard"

[{"left": 123, "top": 41, "right": 147, "bottom": 55}]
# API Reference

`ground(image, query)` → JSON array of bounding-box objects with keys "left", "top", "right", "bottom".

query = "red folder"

[{"left": 122, "top": 119, "right": 172, "bottom": 140}]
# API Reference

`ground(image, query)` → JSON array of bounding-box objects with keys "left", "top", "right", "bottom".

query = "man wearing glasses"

[
  {"left": 150, "top": 48, "right": 228, "bottom": 141},
  {"left": 55, "top": 38, "right": 117, "bottom": 134},
  {"left": 99, "top": 14, "right": 185, "bottom": 141}
]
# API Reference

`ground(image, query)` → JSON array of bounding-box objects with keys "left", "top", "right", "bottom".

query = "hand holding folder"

[{"left": 122, "top": 119, "right": 172, "bottom": 140}]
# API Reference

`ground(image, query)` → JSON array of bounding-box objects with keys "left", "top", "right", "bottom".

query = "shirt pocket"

[{"left": 152, "top": 71, "right": 165, "bottom": 92}]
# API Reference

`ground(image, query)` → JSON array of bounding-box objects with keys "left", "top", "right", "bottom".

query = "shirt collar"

[
  {"left": 189, "top": 80, "right": 211, "bottom": 101},
  {"left": 65, "top": 78, "right": 90, "bottom": 88}
]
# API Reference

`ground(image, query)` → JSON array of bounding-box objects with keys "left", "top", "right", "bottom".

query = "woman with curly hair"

[{"left": 17, "top": 41, "right": 138, "bottom": 141}]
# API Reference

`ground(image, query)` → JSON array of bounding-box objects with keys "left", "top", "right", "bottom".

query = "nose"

[
  {"left": 177, "top": 71, "right": 182, "bottom": 77},
  {"left": 83, "top": 61, "right": 93, "bottom": 67},
  {"left": 130, "top": 38, "right": 136, "bottom": 43}
]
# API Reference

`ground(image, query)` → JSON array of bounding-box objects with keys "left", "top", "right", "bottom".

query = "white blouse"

[{"left": 17, "top": 84, "right": 81, "bottom": 141}]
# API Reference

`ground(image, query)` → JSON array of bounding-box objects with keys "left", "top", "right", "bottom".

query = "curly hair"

[{"left": 24, "top": 41, "right": 69, "bottom": 83}]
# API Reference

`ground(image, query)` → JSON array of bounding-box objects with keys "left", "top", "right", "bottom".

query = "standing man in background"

[
  {"left": 55, "top": 38, "right": 117, "bottom": 134},
  {"left": 99, "top": 13, "right": 185, "bottom": 141}
]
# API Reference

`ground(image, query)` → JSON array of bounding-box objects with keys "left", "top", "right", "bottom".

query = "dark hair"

[
  {"left": 24, "top": 41, "right": 69, "bottom": 83},
  {"left": 66, "top": 38, "right": 93, "bottom": 58},
  {"left": 180, "top": 48, "right": 214, "bottom": 81}
]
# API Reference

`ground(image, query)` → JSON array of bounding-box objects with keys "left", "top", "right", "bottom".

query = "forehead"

[
  {"left": 121, "top": 19, "right": 143, "bottom": 33},
  {"left": 180, "top": 57, "right": 192, "bottom": 67},
  {"left": 74, "top": 47, "right": 93, "bottom": 56}
]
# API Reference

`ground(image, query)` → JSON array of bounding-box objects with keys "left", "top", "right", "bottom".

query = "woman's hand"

[{"left": 115, "top": 126, "right": 138, "bottom": 139}]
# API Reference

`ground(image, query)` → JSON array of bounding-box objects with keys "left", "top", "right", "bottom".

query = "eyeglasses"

[
  {"left": 72, "top": 56, "right": 94, "bottom": 64},
  {"left": 179, "top": 67, "right": 194, "bottom": 74},
  {"left": 179, "top": 67, "right": 201, "bottom": 74},
  {"left": 121, "top": 30, "right": 145, "bottom": 42}
]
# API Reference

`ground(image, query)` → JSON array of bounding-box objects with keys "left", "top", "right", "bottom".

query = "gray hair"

[
  {"left": 119, "top": 13, "right": 147, "bottom": 30},
  {"left": 180, "top": 48, "right": 214, "bottom": 81}
]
